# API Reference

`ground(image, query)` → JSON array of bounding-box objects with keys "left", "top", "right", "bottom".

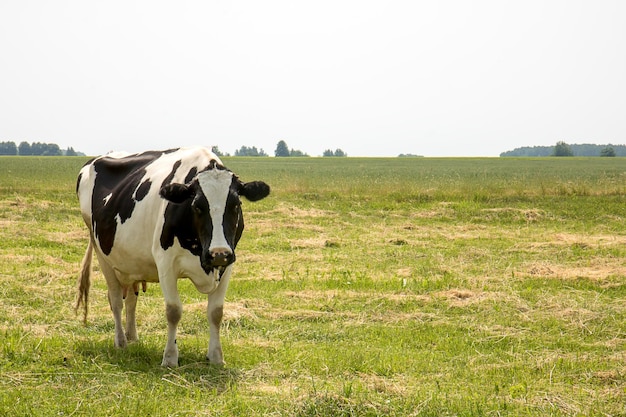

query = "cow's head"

[{"left": 159, "top": 161, "right": 270, "bottom": 275}]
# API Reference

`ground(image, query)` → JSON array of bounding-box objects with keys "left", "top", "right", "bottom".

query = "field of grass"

[{"left": 1, "top": 155, "right": 625, "bottom": 416}]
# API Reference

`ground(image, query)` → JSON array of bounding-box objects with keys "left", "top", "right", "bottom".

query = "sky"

[{"left": 1, "top": 1, "right": 625, "bottom": 157}]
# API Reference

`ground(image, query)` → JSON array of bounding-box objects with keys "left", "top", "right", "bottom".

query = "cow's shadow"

[{"left": 74, "top": 338, "right": 239, "bottom": 392}]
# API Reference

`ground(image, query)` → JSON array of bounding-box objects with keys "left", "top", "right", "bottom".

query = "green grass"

[{"left": 1, "top": 155, "right": 625, "bottom": 416}]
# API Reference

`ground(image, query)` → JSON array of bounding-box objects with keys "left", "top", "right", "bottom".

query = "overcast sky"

[{"left": 1, "top": 1, "right": 625, "bottom": 157}]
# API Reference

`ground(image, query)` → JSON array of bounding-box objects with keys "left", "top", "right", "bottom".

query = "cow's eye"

[{"left": 193, "top": 205, "right": 205, "bottom": 215}]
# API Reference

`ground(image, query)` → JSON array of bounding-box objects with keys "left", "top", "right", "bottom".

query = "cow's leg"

[
  {"left": 98, "top": 258, "right": 127, "bottom": 348},
  {"left": 206, "top": 267, "right": 232, "bottom": 366},
  {"left": 124, "top": 284, "right": 139, "bottom": 342},
  {"left": 159, "top": 276, "right": 181, "bottom": 367}
]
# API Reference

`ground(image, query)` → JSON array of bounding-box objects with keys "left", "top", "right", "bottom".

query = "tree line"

[
  {"left": 212, "top": 140, "right": 347, "bottom": 157},
  {"left": 500, "top": 142, "right": 625, "bottom": 157},
  {"left": 0, "top": 141, "right": 82, "bottom": 156},
  {"left": 3, "top": 140, "right": 346, "bottom": 158}
]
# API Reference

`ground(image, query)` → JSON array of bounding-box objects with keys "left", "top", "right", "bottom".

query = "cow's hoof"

[
  {"left": 114, "top": 338, "right": 127, "bottom": 349},
  {"left": 161, "top": 358, "right": 179, "bottom": 368},
  {"left": 162, "top": 345, "right": 179, "bottom": 367},
  {"left": 206, "top": 354, "right": 225, "bottom": 367},
  {"left": 125, "top": 332, "right": 138, "bottom": 343}
]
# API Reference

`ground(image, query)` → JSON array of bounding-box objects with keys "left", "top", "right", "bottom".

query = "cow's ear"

[
  {"left": 240, "top": 181, "right": 270, "bottom": 202},
  {"left": 160, "top": 183, "right": 194, "bottom": 203}
]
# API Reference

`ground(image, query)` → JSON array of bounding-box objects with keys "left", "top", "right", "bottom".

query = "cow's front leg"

[
  {"left": 206, "top": 268, "right": 231, "bottom": 366},
  {"left": 124, "top": 285, "right": 139, "bottom": 342},
  {"left": 160, "top": 277, "right": 181, "bottom": 367},
  {"left": 99, "top": 258, "right": 127, "bottom": 348},
  {"left": 207, "top": 304, "right": 224, "bottom": 365}
]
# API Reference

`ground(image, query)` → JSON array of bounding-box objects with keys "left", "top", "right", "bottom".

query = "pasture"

[{"left": 0, "top": 155, "right": 625, "bottom": 416}]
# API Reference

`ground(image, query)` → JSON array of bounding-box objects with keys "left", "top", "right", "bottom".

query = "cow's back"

[{"left": 77, "top": 147, "right": 220, "bottom": 278}]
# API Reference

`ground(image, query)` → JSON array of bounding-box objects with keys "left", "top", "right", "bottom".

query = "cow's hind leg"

[
  {"left": 98, "top": 259, "right": 127, "bottom": 348},
  {"left": 206, "top": 267, "right": 231, "bottom": 366}
]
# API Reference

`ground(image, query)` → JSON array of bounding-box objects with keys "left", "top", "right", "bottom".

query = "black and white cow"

[{"left": 75, "top": 147, "right": 270, "bottom": 366}]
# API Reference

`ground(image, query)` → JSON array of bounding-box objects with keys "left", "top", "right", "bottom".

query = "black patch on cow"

[
  {"left": 89, "top": 150, "right": 175, "bottom": 255},
  {"left": 206, "top": 159, "right": 227, "bottom": 172},
  {"left": 161, "top": 160, "right": 182, "bottom": 190},
  {"left": 160, "top": 199, "right": 202, "bottom": 256},
  {"left": 229, "top": 177, "right": 246, "bottom": 248},
  {"left": 135, "top": 179, "right": 151, "bottom": 201},
  {"left": 76, "top": 172, "right": 83, "bottom": 194},
  {"left": 159, "top": 165, "right": 202, "bottom": 253},
  {"left": 184, "top": 166, "right": 198, "bottom": 184}
]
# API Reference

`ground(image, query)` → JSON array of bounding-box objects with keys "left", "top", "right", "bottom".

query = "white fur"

[{"left": 197, "top": 168, "right": 234, "bottom": 254}]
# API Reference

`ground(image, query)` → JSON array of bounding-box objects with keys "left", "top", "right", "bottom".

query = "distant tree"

[
  {"left": 0, "top": 141, "right": 18, "bottom": 155},
  {"left": 323, "top": 148, "right": 347, "bottom": 157},
  {"left": 235, "top": 146, "right": 267, "bottom": 157},
  {"left": 600, "top": 146, "right": 616, "bottom": 157},
  {"left": 552, "top": 141, "right": 573, "bottom": 157},
  {"left": 235, "top": 146, "right": 247, "bottom": 156},
  {"left": 289, "top": 148, "right": 309, "bottom": 157},
  {"left": 18, "top": 141, "right": 32, "bottom": 155},
  {"left": 500, "top": 146, "right": 553, "bottom": 157},
  {"left": 398, "top": 154, "right": 424, "bottom": 158},
  {"left": 275, "top": 140, "right": 290, "bottom": 157},
  {"left": 66, "top": 147, "right": 77, "bottom": 156},
  {"left": 211, "top": 146, "right": 227, "bottom": 157},
  {"left": 31, "top": 142, "right": 45, "bottom": 155},
  {"left": 29, "top": 142, "right": 62, "bottom": 156},
  {"left": 44, "top": 143, "right": 62, "bottom": 156}
]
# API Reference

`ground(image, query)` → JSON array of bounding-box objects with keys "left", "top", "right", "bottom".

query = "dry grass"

[{"left": 522, "top": 262, "right": 626, "bottom": 281}]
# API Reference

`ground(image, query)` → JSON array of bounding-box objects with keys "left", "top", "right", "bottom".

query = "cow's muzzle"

[
  {"left": 211, "top": 250, "right": 233, "bottom": 266},
  {"left": 202, "top": 247, "right": 235, "bottom": 273}
]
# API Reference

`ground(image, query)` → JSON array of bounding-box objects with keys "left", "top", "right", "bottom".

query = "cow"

[{"left": 75, "top": 147, "right": 270, "bottom": 367}]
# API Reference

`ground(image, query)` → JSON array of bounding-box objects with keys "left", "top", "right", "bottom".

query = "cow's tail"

[{"left": 75, "top": 238, "right": 93, "bottom": 324}]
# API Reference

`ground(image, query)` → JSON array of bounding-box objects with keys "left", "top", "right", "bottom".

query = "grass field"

[{"left": 0, "top": 155, "right": 625, "bottom": 416}]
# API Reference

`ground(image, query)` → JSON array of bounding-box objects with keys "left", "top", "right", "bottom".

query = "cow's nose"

[{"left": 210, "top": 247, "right": 233, "bottom": 266}]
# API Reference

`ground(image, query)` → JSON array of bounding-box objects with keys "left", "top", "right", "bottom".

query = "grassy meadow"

[{"left": 0, "top": 155, "right": 625, "bottom": 416}]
